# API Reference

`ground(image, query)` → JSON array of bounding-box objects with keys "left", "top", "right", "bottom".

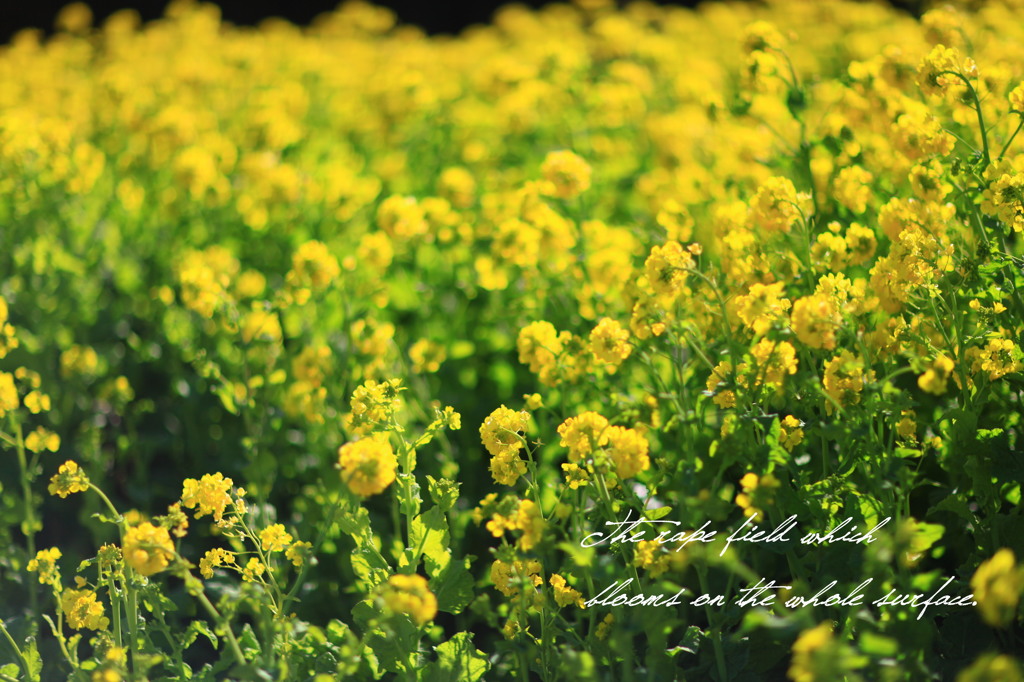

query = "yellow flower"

[
  {"left": 1011, "top": 83, "right": 1024, "bottom": 113},
  {"left": 549, "top": 574, "right": 585, "bottom": 608},
  {"left": 916, "top": 44, "right": 976, "bottom": 98},
  {"left": 181, "top": 473, "right": 234, "bottom": 523},
  {"left": 242, "top": 557, "right": 266, "bottom": 583},
  {"left": 971, "top": 549, "right": 1023, "bottom": 628},
  {"left": 733, "top": 282, "right": 791, "bottom": 337},
  {"left": 706, "top": 362, "right": 736, "bottom": 409},
  {"left": 788, "top": 622, "right": 835, "bottom": 682},
  {"left": 438, "top": 166, "right": 476, "bottom": 208},
  {"left": 735, "top": 473, "right": 779, "bottom": 519},
  {"left": 338, "top": 436, "right": 398, "bottom": 497},
  {"left": 24, "top": 391, "right": 51, "bottom": 414},
  {"left": 0, "top": 373, "right": 16, "bottom": 417},
  {"left": 409, "top": 338, "right": 446, "bottom": 373},
  {"left": 844, "top": 223, "right": 877, "bottom": 266},
  {"left": 749, "top": 339, "right": 798, "bottom": 391},
  {"left": 742, "top": 20, "right": 785, "bottom": 53},
  {"left": 982, "top": 168, "right": 1024, "bottom": 233},
  {"left": 235, "top": 270, "right": 266, "bottom": 299},
  {"left": 561, "top": 462, "right": 590, "bottom": 489},
  {"left": 909, "top": 162, "right": 952, "bottom": 203},
  {"left": 240, "top": 306, "right": 282, "bottom": 343},
  {"left": 60, "top": 345, "right": 99, "bottom": 379},
  {"left": 896, "top": 410, "right": 917, "bottom": 441},
  {"left": 918, "top": 355, "right": 955, "bottom": 395},
  {"left": 198, "top": 548, "right": 236, "bottom": 579},
  {"left": 292, "top": 345, "right": 333, "bottom": 386},
  {"left": 588, "top": 317, "right": 631, "bottom": 370},
  {"left": 259, "top": 524, "right": 294, "bottom": 553},
  {"left": 287, "top": 240, "right": 340, "bottom": 292},
  {"left": 25, "top": 427, "right": 61, "bottom": 453},
  {"left": 480, "top": 405, "right": 530, "bottom": 459},
  {"left": 377, "top": 195, "right": 428, "bottom": 240},
  {"left": 633, "top": 539, "right": 687, "bottom": 578},
  {"left": 48, "top": 460, "right": 90, "bottom": 498},
  {"left": 27, "top": 547, "right": 62, "bottom": 587},
  {"left": 165, "top": 502, "right": 189, "bottom": 538},
  {"left": 791, "top": 294, "right": 841, "bottom": 350},
  {"left": 779, "top": 415, "right": 804, "bottom": 452},
  {"left": 540, "top": 150, "right": 592, "bottom": 199},
  {"left": 285, "top": 541, "right": 313, "bottom": 567},
  {"left": 490, "top": 559, "right": 543, "bottom": 598},
  {"left": 517, "top": 321, "right": 563, "bottom": 381},
  {"left": 514, "top": 499, "right": 546, "bottom": 551},
  {"left": 832, "top": 166, "right": 873, "bottom": 214},
  {"left": 750, "top": 177, "right": 804, "bottom": 234},
  {"left": 379, "top": 574, "right": 438, "bottom": 625},
  {"left": 346, "top": 378, "right": 404, "bottom": 434},
  {"left": 596, "top": 614, "right": 615, "bottom": 641},
  {"left": 557, "top": 411, "right": 610, "bottom": 462},
  {"left": 123, "top": 522, "right": 175, "bottom": 577},
  {"left": 970, "top": 338, "right": 1023, "bottom": 380},
  {"left": 955, "top": 654, "right": 1024, "bottom": 682},
  {"left": 606, "top": 426, "right": 650, "bottom": 480},
  {"left": 822, "top": 351, "right": 871, "bottom": 415},
  {"left": 490, "top": 450, "right": 528, "bottom": 487},
  {"left": 644, "top": 241, "right": 694, "bottom": 298},
  {"left": 61, "top": 589, "right": 109, "bottom": 631}
]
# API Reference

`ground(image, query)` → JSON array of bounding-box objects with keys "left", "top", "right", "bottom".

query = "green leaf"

[
  {"left": 858, "top": 631, "right": 898, "bottom": 657},
  {"left": 557, "top": 541, "right": 594, "bottom": 568},
  {"left": 188, "top": 620, "right": 218, "bottom": 650},
  {"left": 23, "top": 638, "right": 42, "bottom": 682},
  {"left": 645, "top": 505, "right": 673, "bottom": 520},
  {"left": 351, "top": 547, "right": 390, "bottom": 588},
  {"left": 142, "top": 589, "right": 178, "bottom": 614},
  {"left": 426, "top": 476, "right": 460, "bottom": 513},
  {"left": 449, "top": 341, "right": 474, "bottom": 359},
  {"left": 420, "top": 632, "right": 489, "bottom": 682},
  {"left": 978, "top": 260, "right": 1009, "bottom": 275},
  {"left": 238, "top": 623, "right": 261, "bottom": 662},
  {"left": 667, "top": 625, "right": 703, "bottom": 656},
  {"left": 337, "top": 505, "right": 372, "bottom": 539},
  {"left": 930, "top": 495, "right": 975, "bottom": 526},
  {"left": 410, "top": 508, "right": 451, "bottom": 577},
  {"left": 214, "top": 383, "right": 238, "bottom": 415},
  {"left": 907, "top": 520, "right": 945, "bottom": 555},
  {"left": 430, "top": 557, "right": 474, "bottom": 614}
]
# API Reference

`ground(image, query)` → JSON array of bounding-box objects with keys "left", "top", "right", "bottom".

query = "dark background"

[{"left": 2, "top": 0, "right": 921, "bottom": 44}]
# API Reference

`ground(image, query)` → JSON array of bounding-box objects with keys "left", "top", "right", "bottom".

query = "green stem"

[
  {"left": 997, "top": 117, "right": 1024, "bottom": 160},
  {"left": 42, "top": 609, "right": 76, "bottom": 668},
  {"left": 938, "top": 70, "right": 990, "bottom": 167},
  {"left": 593, "top": 471, "right": 642, "bottom": 586},
  {"left": 11, "top": 415, "right": 39, "bottom": 619},
  {"left": 127, "top": 583, "right": 140, "bottom": 675},
  {"left": 109, "top": 572, "right": 122, "bottom": 651},
  {"left": 189, "top": 574, "right": 247, "bottom": 667},
  {"left": 0, "top": 619, "right": 28, "bottom": 679},
  {"left": 89, "top": 484, "right": 124, "bottom": 530},
  {"left": 697, "top": 565, "right": 728, "bottom": 682},
  {"left": 281, "top": 493, "right": 343, "bottom": 612}
]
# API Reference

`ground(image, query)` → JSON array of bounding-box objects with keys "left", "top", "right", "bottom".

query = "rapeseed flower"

[
  {"left": 379, "top": 574, "right": 438, "bottom": 625},
  {"left": 123, "top": 522, "right": 175, "bottom": 577},
  {"left": 48, "top": 460, "right": 90, "bottom": 498},
  {"left": 971, "top": 549, "right": 1023, "bottom": 628},
  {"left": 338, "top": 436, "right": 398, "bottom": 497}
]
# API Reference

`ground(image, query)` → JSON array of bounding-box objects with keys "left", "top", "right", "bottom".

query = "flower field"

[{"left": 3, "top": 0, "right": 1024, "bottom": 679}]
